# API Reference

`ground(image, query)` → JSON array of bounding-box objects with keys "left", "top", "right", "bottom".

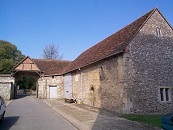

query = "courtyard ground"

[{"left": 44, "top": 99, "right": 161, "bottom": 130}]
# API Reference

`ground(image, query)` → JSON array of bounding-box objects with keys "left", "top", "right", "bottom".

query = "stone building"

[
  {"left": 64, "top": 8, "right": 173, "bottom": 114},
  {"left": 11, "top": 56, "right": 71, "bottom": 99},
  {"left": 33, "top": 59, "right": 71, "bottom": 99},
  {"left": 0, "top": 74, "right": 14, "bottom": 100},
  {"left": 8, "top": 8, "right": 173, "bottom": 114}
]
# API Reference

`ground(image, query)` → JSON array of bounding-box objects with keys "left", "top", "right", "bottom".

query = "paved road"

[{"left": 0, "top": 95, "right": 77, "bottom": 130}]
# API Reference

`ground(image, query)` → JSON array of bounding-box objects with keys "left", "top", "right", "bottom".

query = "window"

[
  {"left": 156, "top": 27, "right": 162, "bottom": 37},
  {"left": 160, "top": 88, "right": 164, "bottom": 101},
  {"left": 99, "top": 66, "right": 105, "bottom": 81},
  {"left": 159, "top": 87, "right": 171, "bottom": 102}
]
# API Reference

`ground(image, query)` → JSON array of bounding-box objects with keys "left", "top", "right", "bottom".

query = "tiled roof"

[
  {"left": 65, "top": 8, "right": 157, "bottom": 73},
  {"left": 32, "top": 59, "right": 72, "bottom": 75}
]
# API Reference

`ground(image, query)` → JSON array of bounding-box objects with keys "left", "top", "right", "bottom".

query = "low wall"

[{"left": 0, "top": 74, "right": 15, "bottom": 100}]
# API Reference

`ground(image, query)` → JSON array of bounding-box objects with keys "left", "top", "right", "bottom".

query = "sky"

[{"left": 0, "top": 0, "right": 173, "bottom": 61}]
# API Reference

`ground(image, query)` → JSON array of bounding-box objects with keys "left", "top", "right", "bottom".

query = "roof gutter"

[{"left": 63, "top": 49, "right": 125, "bottom": 75}]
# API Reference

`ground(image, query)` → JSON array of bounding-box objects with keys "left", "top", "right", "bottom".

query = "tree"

[
  {"left": 0, "top": 40, "right": 25, "bottom": 73},
  {"left": 43, "top": 44, "right": 63, "bottom": 60},
  {"left": 18, "top": 76, "right": 36, "bottom": 90}
]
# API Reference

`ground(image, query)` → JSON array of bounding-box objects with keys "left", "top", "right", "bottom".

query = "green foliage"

[
  {"left": 18, "top": 76, "right": 36, "bottom": 90},
  {"left": 0, "top": 40, "right": 25, "bottom": 73},
  {"left": 121, "top": 114, "right": 161, "bottom": 128}
]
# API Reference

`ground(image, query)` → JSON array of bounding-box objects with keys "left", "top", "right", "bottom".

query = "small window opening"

[
  {"left": 159, "top": 87, "right": 171, "bottom": 102},
  {"left": 160, "top": 88, "right": 164, "bottom": 101},
  {"left": 99, "top": 66, "right": 105, "bottom": 81},
  {"left": 156, "top": 27, "right": 162, "bottom": 37},
  {"left": 165, "top": 88, "right": 169, "bottom": 101}
]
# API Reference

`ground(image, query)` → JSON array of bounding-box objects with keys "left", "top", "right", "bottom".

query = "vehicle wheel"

[{"left": 0, "top": 112, "right": 5, "bottom": 123}]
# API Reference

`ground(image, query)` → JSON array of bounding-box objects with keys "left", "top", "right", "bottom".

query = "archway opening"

[
  {"left": 13, "top": 71, "right": 40, "bottom": 98},
  {"left": 11, "top": 56, "right": 42, "bottom": 98},
  {"left": 16, "top": 75, "right": 37, "bottom": 95}
]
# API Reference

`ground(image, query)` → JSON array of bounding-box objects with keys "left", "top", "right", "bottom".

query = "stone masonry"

[
  {"left": 38, "top": 75, "right": 64, "bottom": 99},
  {"left": 71, "top": 10, "right": 173, "bottom": 115},
  {"left": 72, "top": 55, "right": 125, "bottom": 113},
  {"left": 6, "top": 9, "right": 173, "bottom": 115},
  {"left": 0, "top": 74, "right": 15, "bottom": 100},
  {"left": 123, "top": 10, "right": 173, "bottom": 114}
]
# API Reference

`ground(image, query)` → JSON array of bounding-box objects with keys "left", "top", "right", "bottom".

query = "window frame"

[
  {"left": 156, "top": 27, "right": 162, "bottom": 37},
  {"left": 159, "top": 87, "right": 171, "bottom": 102}
]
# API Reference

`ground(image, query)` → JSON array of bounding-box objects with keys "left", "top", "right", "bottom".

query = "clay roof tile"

[
  {"left": 65, "top": 8, "right": 157, "bottom": 73},
  {"left": 32, "top": 59, "right": 72, "bottom": 75}
]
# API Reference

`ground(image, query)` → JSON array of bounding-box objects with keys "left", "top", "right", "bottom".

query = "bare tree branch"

[{"left": 43, "top": 44, "right": 63, "bottom": 60}]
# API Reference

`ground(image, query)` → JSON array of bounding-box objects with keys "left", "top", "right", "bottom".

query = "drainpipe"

[
  {"left": 41, "top": 76, "right": 46, "bottom": 99},
  {"left": 79, "top": 68, "right": 83, "bottom": 102},
  {"left": 42, "top": 78, "right": 45, "bottom": 99},
  {"left": 45, "top": 78, "right": 47, "bottom": 99}
]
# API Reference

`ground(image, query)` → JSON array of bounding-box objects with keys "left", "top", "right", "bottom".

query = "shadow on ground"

[
  {"left": 0, "top": 116, "right": 19, "bottom": 130},
  {"left": 89, "top": 102, "right": 160, "bottom": 129},
  {"left": 15, "top": 94, "right": 36, "bottom": 99}
]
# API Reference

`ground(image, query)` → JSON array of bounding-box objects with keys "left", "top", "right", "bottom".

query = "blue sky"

[{"left": 1, "top": 0, "right": 173, "bottom": 60}]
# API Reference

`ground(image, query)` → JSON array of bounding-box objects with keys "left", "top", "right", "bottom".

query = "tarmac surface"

[
  {"left": 44, "top": 99, "right": 161, "bottom": 130},
  {"left": 2, "top": 96, "right": 77, "bottom": 130}
]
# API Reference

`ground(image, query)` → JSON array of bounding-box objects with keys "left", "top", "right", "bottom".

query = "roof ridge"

[
  {"left": 122, "top": 8, "right": 157, "bottom": 45},
  {"left": 11, "top": 56, "right": 31, "bottom": 72},
  {"left": 75, "top": 8, "right": 156, "bottom": 59},
  {"left": 153, "top": 7, "right": 173, "bottom": 31},
  {"left": 32, "top": 58, "right": 72, "bottom": 62},
  {"left": 32, "top": 58, "right": 72, "bottom": 75},
  {"left": 64, "top": 8, "right": 158, "bottom": 73}
]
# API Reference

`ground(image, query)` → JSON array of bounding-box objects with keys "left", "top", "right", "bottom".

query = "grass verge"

[{"left": 121, "top": 114, "right": 161, "bottom": 128}]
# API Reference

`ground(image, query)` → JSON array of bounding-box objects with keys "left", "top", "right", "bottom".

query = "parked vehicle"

[
  {"left": 0, "top": 96, "right": 6, "bottom": 122},
  {"left": 161, "top": 112, "right": 173, "bottom": 130}
]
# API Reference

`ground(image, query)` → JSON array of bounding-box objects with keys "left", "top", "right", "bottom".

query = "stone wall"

[
  {"left": 29, "top": 10, "right": 173, "bottom": 115},
  {"left": 0, "top": 75, "right": 14, "bottom": 100},
  {"left": 125, "top": 10, "right": 173, "bottom": 114},
  {"left": 99, "top": 55, "right": 125, "bottom": 113},
  {"left": 71, "top": 10, "right": 173, "bottom": 115},
  {"left": 38, "top": 75, "right": 64, "bottom": 99},
  {"left": 72, "top": 55, "right": 125, "bottom": 113},
  {"left": 72, "top": 65, "right": 101, "bottom": 106}
]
